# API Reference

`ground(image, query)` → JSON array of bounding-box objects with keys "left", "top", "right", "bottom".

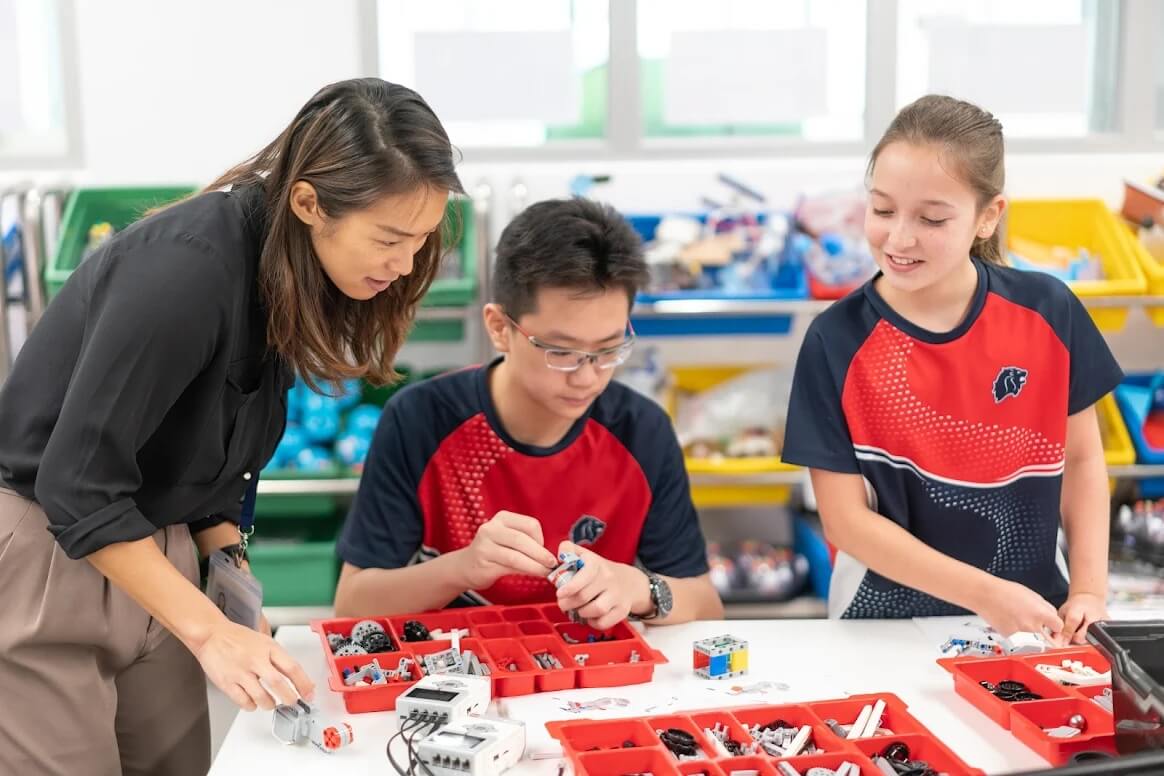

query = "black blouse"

[{"left": 0, "top": 185, "right": 291, "bottom": 558}]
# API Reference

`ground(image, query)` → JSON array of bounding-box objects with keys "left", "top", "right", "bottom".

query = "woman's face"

[{"left": 291, "top": 182, "right": 449, "bottom": 301}]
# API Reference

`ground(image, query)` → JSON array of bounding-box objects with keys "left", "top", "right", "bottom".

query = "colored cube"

[
  {"left": 692, "top": 635, "right": 748, "bottom": 680},
  {"left": 730, "top": 647, "right": 748, "bottom": 674}
]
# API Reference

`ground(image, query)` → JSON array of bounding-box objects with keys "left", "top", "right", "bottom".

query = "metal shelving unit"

[
  {"left": 631, "top": 295, "right": 1164, "bottom": 318},
  {"left": 256, "top": 464, "right": 1164, "bottom": 497}
]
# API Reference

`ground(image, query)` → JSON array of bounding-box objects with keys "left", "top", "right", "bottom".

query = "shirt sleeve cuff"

[
  {"left": 335, "top": 536, "right": 406, "bottom": 571},
  {"left": 780, "top": 447, "right": 861, "bottom": 474},
  {"left": 188, "top": 514, "right": 237, "bottom": 534},
  {"left": 48, "top": 498, "right": 159, "bottom": 559}
]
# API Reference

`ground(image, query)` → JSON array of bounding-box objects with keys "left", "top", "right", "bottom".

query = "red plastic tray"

[
  {"left": 547, "top": 693, "right": 985, "bottom": 776},
  {"left": 312, "top": 604, "right": 666, "bottom": 713},
  {"left": 938, "top": 646, "right": 1117, "bottom": 764},
  {"left": 807, "top": 273, "right": 863, "bottom": 300}
]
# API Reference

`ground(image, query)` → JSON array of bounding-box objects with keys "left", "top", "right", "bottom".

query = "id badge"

[{"left": 206, "top": 550, "right": 264, "bottom": 630}]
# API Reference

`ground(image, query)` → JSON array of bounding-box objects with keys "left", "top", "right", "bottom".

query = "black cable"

[
  {"left": 406, "top": 719, "right": 439, "bottom": 776},
  {"left": 388, "top": 718, "right": 425, "bottom": 776}
]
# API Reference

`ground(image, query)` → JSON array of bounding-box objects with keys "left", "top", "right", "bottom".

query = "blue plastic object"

[
  {"left": 345, "top": 404, "right": 383, "bottom": 437},
  {"left": 627, "top": 211, "right": 809, "bottom": 304},
  {"left": 272, "top": 424, "right": 307, "bottom": 468},
  {"left": 793, "top": 514, "right": 833, "bottom": 602},
  {"left": 336, "top": 379, "right": 363, "bottom": 410},
  {"left": 301, "top": 394, "right": 341, "bottom": 444},
  {"left": 294, "top": 446, "right": 335, "bottom": 472},
  {"left": 1114, "top": 374, "right": 1164, "bottom": 465},
  {"left": 335, "top": 432, "right": 371, "bottom": 467}
]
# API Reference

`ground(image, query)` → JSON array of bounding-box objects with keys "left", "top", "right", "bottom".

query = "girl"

[
  {"left": 783, "top": 95, "right": 1119, "bottom": 646},
  {"left": 0, "top": 78, "right": 462, "bottom": 775}
]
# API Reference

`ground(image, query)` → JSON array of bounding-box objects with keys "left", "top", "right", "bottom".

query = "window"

[
  {"left": 895, "top": 0, "right": 1121, "bottom": 138},
  {"left": 1156, "top": 5, "right": 1164, "bottom": 130},
  {"left": 376, "top": 0, "right": 608, "bottom": 147},
  {"left": 370, "top": 0, "right": 1162, "bottom": 157},
  {"left": 0, "top": 0, "right": 74, "bottom": 163},
  {"left": 636, "top": 0, "right": 866, "bottom": 141}
]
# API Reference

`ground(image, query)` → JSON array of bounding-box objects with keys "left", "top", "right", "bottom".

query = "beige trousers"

[{"left": 0, "top": 487, "right": 211, "bottom": 776}]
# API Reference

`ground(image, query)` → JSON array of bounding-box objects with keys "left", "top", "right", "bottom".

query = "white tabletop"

[{"left": 208, "top": 617, "right": 1066, "bottom": 775}]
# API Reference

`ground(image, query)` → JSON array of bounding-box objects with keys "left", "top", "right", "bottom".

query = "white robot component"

[
  {"left": 395, "top": 673, "right": 492, "bottom": 727},
  {"left": 414, "top": 718, "right": 525, "bottom": 776},
  {"left": 271, "top": 700, "right": 354, "bottom": 754}
]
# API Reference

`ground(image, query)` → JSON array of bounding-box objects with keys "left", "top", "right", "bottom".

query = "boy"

[{"left": 335, "top": 198, "right": 722, "bottom": 628}]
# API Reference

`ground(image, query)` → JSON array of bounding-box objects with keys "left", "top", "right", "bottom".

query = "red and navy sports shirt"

[
  {"left": 337, "top": 359, "right": 709, "bottom": 606},
  {"left": 782, "top": 259, "right": 1123, "bottom": 619}
]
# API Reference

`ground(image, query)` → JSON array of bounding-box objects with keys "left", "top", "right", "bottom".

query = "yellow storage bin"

[
  {"left": 1115, "top": 219, "right": 1164, "bottom": 327},
  {"left": 1007, "top": 199, "right": 1147, "bottom": 331},
  {"left": 666, "top": 365, "right": 798, "bottom": 507},
  {"left": 1098, "top": 392, "right": 1135, "bottom": 468}
]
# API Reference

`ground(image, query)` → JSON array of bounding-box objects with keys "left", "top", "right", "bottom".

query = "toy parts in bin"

[
  {"left": 311, "top": 604, "right": 666, "bottom": 714},
  {"left": 938, "top": 646, "right": 1118, "bottom": 764},
  {"left": 546, "top": 693, "right": 985, "bottom": 776}
]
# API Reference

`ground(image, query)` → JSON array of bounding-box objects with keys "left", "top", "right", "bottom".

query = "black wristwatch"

[{"left": 633, "top": 571, "right": 673, "bottom": 621}]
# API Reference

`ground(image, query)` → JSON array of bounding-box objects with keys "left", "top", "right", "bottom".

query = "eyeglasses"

[{"left": 505, "top": 314, "right": 636, "bottom": 372}]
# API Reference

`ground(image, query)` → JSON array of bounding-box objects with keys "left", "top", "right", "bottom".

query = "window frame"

[{"left": 0, "top": 0, "right": 83, "bottom": 170}]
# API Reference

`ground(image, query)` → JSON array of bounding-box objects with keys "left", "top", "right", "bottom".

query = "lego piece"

[
  {"left": 402, "top": 620, "right": 431, "bottom": 642},
  {"left": 350, "top": 619, "right": 386, "bottom": 643},
  {"left": 424, "top": 648, "right": 466, "bottom": 675},
  {"left": 846, "top": 705, "right": 872, "bottom": 740},
  {"left": 784, "top": 725, "right": 813, "bottom": 757},
  {"left": 561, "top": 697, "right": 629, "bottom": 713},
  {"left": 859, "top": 699, "right": 886, "bottom": 738},
  {"left": 342, "top": 658, "right": 388, "bottom": 687},
  {"left": 272, "top": 700, "right": 354, "bottom": 754},
  {"left": 693, "top": 635, "right": 748, "bottom": 680},
  {"left": 548, "top": 552, "right": 583, "bottom": 589}
]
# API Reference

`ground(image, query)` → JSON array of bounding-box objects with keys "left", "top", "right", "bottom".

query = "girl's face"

[{"left": 865, "top": 141, "right": 1004, "bottom": 296}]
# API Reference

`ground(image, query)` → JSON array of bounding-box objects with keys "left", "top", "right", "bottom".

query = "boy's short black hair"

[{"left": 491, "top": 198, "right": 648, "bottom": 319}]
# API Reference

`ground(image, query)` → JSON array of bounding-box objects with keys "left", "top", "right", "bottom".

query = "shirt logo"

[
  {"left": 992, "top": 366, "right": 1029, "bottom": 404},
  {"left": 570, "top": 514, "right": 606, "bottom": 546}
]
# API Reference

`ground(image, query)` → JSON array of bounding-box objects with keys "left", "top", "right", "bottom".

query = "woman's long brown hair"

[{"left": 206, "top": 78, "right": 463, "bottom": 388}]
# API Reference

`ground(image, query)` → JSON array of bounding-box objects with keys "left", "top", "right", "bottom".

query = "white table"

[{"left": 209, "top": 618, "right": 1066, "bottom": 775}]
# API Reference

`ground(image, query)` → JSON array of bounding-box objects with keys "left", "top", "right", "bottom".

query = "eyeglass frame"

[{"left": 504, "top": 313, "right": 636, "bottom": 372}]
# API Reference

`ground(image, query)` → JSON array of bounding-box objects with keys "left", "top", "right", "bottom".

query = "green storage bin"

[
  {"left": 254, "top": 467, "right": 348, "bottom": 520},
  {"left": 247, "top": 517, "right": 339, "bottom": 607},
  {"left": 46, "top": 190, "right": 476, "bottom": 308},
  {"left": 45, "top": 186, "right": 198, "bottom": 299},
  {"left": 422, "top": 196, "right": 477, "bottom": 307}
]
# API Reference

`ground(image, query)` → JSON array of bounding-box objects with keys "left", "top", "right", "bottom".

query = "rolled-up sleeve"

[{"left": 35, "top": 237, "right": 231, "bottom": 558}]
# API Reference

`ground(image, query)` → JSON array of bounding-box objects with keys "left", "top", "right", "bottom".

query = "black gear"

[
  {"left": 402, "top": 620, "right": 431, "bottom": 642},
  {"left": 359, "top": 632, "right": 396, "bottom": 653}
]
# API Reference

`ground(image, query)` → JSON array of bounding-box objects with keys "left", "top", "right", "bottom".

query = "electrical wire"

[
  {"left": 406, "top": 720, "right": 439, "bottom": 776},
  {"left": 388, "top": 718, "right": 425, "bottom": 776}
]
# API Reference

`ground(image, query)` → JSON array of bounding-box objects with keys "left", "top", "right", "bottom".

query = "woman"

[{"left": 0, "top": 78, "right": 462, "bottom": 776}]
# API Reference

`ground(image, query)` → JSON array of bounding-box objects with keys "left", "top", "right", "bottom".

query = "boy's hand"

[
  {"left": 457, "top": 511, "right": 558, "bottom": 591},
  {"left": 554, "top": 541, "right": 652, "bottom": 631},
  {"left": 975, "top": 578, "right": 1066, "bottom": 646},
  {"left": 1058, "top": 592, "right": 1107, "bottom": 645}
]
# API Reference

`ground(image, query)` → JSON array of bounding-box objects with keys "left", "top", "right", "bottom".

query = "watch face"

[{"left": 652, "top": 575, "right": 674, "bottom": 616}]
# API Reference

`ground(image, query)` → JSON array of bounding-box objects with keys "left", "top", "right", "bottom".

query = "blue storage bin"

[
  {"left": 1113, "top": 374, "right": 1164, "bottom": 465},
  {"left": 626, "top": 211, "right": 807, "bottom": 337},
  {"left": 1113, "top": 373, "right": 1164, "bottom": 498}
]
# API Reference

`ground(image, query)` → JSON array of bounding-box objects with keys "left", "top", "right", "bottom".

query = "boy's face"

[{"left": 495, "top": 286, "right": 633, "bottom": 423}]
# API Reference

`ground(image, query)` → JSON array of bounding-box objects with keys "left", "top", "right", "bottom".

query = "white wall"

[
  {"left": 2, "top": 0, "right": 1160, "bottom": 377},
  {"left": 69, "top": 0, "right": 364, "bottom": 184},
  {"left": 3, "top": 0, "right": 1160, "bottom": 210}
]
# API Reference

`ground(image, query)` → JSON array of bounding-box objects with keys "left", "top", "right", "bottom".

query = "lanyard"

[{"left": 238, "top": 478, "right": 258, "bottom": 553}]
